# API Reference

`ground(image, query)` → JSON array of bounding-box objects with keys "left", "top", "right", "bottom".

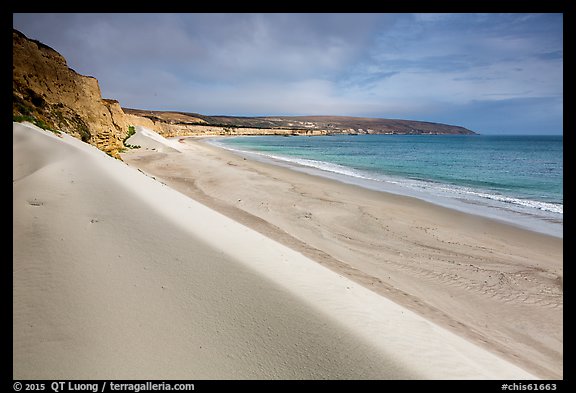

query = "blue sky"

[{"left": 13, "top": 13, "right": 563, "bottom": 134}]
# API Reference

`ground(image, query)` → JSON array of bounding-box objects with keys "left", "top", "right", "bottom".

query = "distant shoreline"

[{"left": 123, "top": 107, "right": 478, "bottom": 135}]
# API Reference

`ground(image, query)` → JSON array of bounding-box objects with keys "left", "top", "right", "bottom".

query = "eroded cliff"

[
  {"left": 13, "top": 29, "right": 130, "bottom": 158},
  {"left": 13, "top": 28, "right": 476, "bottom": 159}
]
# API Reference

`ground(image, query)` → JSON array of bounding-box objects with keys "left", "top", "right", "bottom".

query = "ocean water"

[{"left": 210, "top": 134, "right": 563, "bottom": 238}]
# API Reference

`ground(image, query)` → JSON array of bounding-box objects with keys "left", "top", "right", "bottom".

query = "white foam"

[{"left": 208, "top": 139, "right": 563, "bottom": 238}]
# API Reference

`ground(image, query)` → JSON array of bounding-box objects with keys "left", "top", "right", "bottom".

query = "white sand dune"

[
  {"left": 13, "top": 122, "right": 538, "bottom": 379},
  {"left": 124, "top": 125, "right": 183, "bottom": 153}
]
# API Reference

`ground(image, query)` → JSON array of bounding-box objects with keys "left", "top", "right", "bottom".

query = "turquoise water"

[{"left": 211, "top": 134, "right": 563, "bottom": 237}]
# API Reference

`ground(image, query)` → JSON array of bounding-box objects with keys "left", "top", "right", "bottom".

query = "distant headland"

[{"left": 13, "top": 28, "right": 476, "bottom": 159}]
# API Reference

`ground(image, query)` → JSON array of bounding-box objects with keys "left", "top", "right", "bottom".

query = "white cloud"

[{"left": 13, "top": 13, "right": 563, "bottom": 133}]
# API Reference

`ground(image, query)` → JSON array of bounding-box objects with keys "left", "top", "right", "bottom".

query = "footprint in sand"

[{"left": 28, "top": 199, "right": 43, "bottom": 206}]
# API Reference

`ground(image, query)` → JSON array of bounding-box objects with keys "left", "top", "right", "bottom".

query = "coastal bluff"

[
  {"left": 12, "top": 29, "right": 130, "bottom": 158},
  {"left": 13, "top": 28, "right": 476, "bottom": 158}
]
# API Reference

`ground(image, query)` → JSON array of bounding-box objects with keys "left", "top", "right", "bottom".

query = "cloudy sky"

[{"left": 13, "top": 13, "right": 563, "bottom": 134}]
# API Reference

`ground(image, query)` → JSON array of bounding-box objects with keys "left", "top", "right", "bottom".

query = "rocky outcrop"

[{"left": 12, "top": 29, "right": 130, "bottom": 158}]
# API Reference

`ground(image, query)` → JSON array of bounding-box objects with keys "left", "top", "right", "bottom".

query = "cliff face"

[
  {"left": 12, "top": 29, "right": 130, "bottom": 158},
  {"left": 125, "top": 109, "right": 477, "bottom": 135},
  {"left": 13, "top": 28, "right": 476, "bottom": 157},
  {"left": 124, "top": 112, "right": 329, "bottom": 137}
]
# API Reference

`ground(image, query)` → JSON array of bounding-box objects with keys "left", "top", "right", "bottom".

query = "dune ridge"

[{"left": 13, "top": 122, "right": 538, "bottom": 379}]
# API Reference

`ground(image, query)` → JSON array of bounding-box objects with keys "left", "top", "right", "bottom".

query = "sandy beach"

[
  {"left": 123, "top": 127, "right": 562, "bottom": 379},
  {"left": 13, "top": 123, "right": 559, "bottom": 379}
]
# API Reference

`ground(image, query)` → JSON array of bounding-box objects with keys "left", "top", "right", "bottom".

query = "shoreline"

[
  {"left": 206, "top": 136, "right": 563, "bottom": 239},
  {"left": 121, "top": 129, "right": 562, "bottom": 379}
]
